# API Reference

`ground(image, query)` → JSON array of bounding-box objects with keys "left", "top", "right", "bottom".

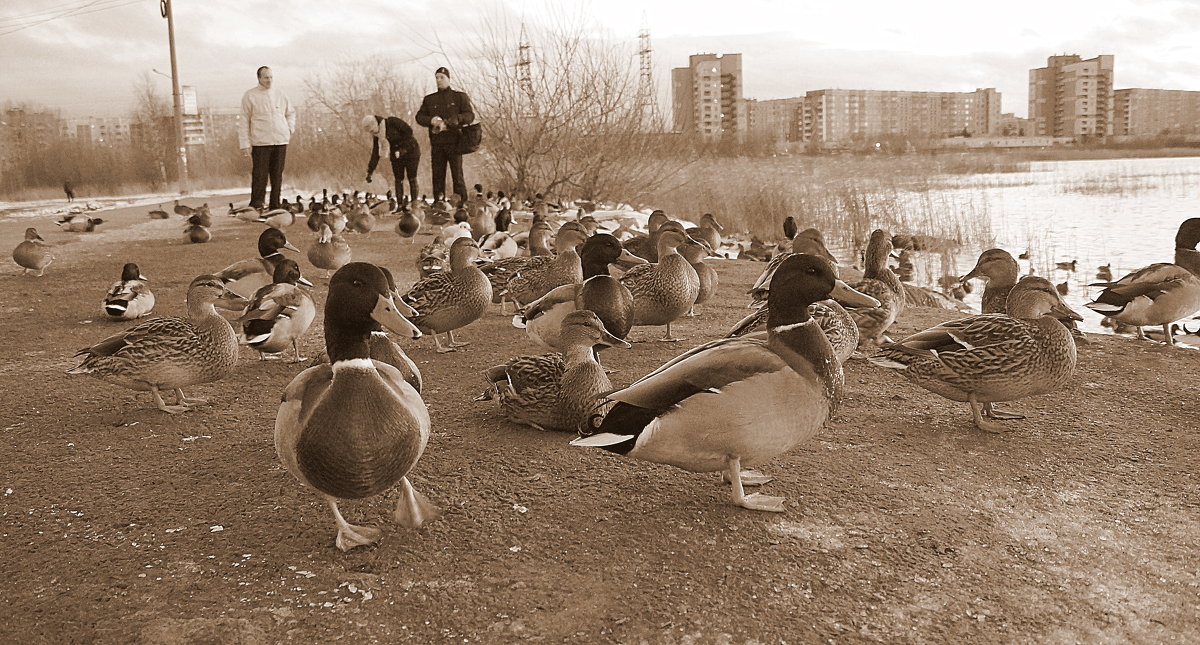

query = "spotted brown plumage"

[
  {"left": 620, "top": 229, "right": 702, "bottom": 341},
  {"left": 870, "top": 276, "right": 1083, "bottom": 433},
  {"left": 67, "top": 274, "right": 241, "bottom": 413},
  {"left": 484, "top": 310, "right": 629, "bottom": 432},
  {"left": 402, "top": 237, "right": 492, "bottom": 353},
  {"left": 848, "top": 229, "right": 905, "bottom": 346},
  {"left": 275, "top": 262, "right": 435, "bottom": 551}
]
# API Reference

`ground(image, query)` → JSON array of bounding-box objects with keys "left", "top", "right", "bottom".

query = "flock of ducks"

[{"left": 13, "top": 191, "right": 1200, "bottom": 551}]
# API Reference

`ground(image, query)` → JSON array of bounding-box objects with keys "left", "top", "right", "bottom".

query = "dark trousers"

[
  {"left": 430, "top": 144, "right": 466, "bottom": 202},
  {"left": 250, "top": 144, "right": 287, "bottom": 210},
  {"left": 390, "top": 149, "right": 420, "bottom": 203}
]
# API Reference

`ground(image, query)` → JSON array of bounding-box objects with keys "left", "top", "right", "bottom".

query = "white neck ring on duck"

[{"left": 332, "top": 358, "right": 377, "bottom": 372}]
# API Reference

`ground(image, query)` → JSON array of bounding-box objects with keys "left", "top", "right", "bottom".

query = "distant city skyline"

[{"left": 2, "top": 0, "right": 1198, "bottom": 119}]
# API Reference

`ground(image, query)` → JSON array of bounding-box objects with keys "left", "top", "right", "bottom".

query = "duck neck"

[
  {"left": 581, "top": 255, "right": 610, "bottom": 279},
  {"left": 325, "top": 327, "right": 372, "bottom": 364},
  {"left": 187, "top": 299, "right": 220, "bottom": 322},
  {"left": 1176, "top": 247, "right": 1200, "bottom": 275},
  {"left": 562, "top": 343, "right": 595, "bottom": 365},
  {"left": 990, "top": 264, "right": 1019, "bottom": 288}
]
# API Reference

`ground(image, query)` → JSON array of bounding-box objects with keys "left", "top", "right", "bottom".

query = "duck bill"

[
  {"left": 216, "top": 292, "right": 250, "bottom": 310},
  {"left": 282, "top": 241, "right": 300, "bottom": 253},
  {"left": 391, "top": 294, "right": 420, "bottom": 318},
  {"left": 596, "top": 329, "right": 632, "bottom": 349},
  {"left": 371, "top": 294, "right": 422, "bottom": 339},
  {"left": 830, "top": 280, "right": 880, "bottom": 308},
  {"left": 616, "top": 248, "right": 649, "bottom": 268},
  {"left": 1051, "top": 301, "right": 1084, "bottom": 321},
  {"left": 960, "top": 265, "right": 983, "bottom": 283},
  {"left": 297, "top": 275, "right": 314, "bottom": 287},
  {"left": 138, "top": 274, "right": 148, "bottom": 281}
]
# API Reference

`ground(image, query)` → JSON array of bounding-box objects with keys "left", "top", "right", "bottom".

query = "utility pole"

[{"left": 161, "top": 0, "right": 189, "bottom": 194}]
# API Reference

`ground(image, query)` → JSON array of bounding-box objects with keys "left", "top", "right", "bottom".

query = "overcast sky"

[{"left": 2, "top": 0, "right": 1198, "bottom": 120}]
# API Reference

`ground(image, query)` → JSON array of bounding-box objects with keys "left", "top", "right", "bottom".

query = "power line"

[{"left": 0, "top": 0, "right": 145, "bottom": 37}]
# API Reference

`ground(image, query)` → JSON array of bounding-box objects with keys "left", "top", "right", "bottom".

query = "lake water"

[{"left": 883, "top": 155, "right": 1200, "bottom": 336}]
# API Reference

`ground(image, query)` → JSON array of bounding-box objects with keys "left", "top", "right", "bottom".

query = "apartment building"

[
  {"left": 1114, "top": 88, "right": 1200, "bottom": 136},
  {"left": 746, "top": 97, "right": 806, "bottom": 146},
  {"left": 671, "top": 53, "right": 747, "bottom": 140},
  {"left": 1028, "top": 54, "right": 1114, "bottom": 137},
  {"left": 801, "top": 88, "right": 1000, "bottom": 146}
]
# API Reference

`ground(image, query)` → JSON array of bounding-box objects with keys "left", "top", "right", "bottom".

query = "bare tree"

[
  {"left": 130, "top": 72, "right": 173, "bottom": 186},
  {"left": 469, "top": 11, "right": 695, "bottom": 203}
]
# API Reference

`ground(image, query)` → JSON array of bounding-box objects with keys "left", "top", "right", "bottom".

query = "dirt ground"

[{"left": 1, "top": 199, "right": 1197, "bottom": 644}]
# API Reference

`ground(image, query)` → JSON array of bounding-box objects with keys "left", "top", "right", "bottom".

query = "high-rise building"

[
  {"left": 1028, "top": 54, "right": 1114, "bottom": 138},
  {"left": 1114, "top": 89, "right": 1200, "bottom": 136},
  {"left": 671, "top": 53, "right": 746, "bottom": 140},
  {"left": 747, "top": 97, "right": 806, "bottom": 147},
  {"left": 801, "top": 88, "right": 1000, "bottom": 146}
]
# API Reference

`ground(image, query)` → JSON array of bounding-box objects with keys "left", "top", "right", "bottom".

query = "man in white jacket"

[{"left": 239, "top": 66, "right": 296, "bottom": 211}]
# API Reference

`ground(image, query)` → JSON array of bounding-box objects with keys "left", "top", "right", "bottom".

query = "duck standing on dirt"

[
  {"left": 308, "top": 224, "right": 352, "bottom": 274},
  {"left": 620, "top": 229, "right": 701, "bottom": 342},
  {"left": 239, "top": 259, "right": 316, "bottom": 362},
  {"left": 870, "top": 276, "right": 1082, "bottom": 433},
  {"left": 102, "top": 263, "right": 155, "bottom": 320},
  {"left": 184, "top": 215, "right": 212, "bottom": 244},
  {"left": 848, "top": 229, "right": 906, "bottom": 347},
  {"left": 13, "top": 227, "right": 53, "bottom": 276},
  {"left": 214, "top": 227, "right": 300, "bottom": 299},
  {"left": 402, "top": 237, "right": 492, "bottom": 353},
  {"left": 1086, "top": 218, "right": 1200, "bottom": 346},
  {"left": 275, "top": 262, "right": 436, "bottom": 551},
  {"left": 483, "top": 310, "right": 630, "bottom": 432},
  {"left": 573, "top": 255, "right": 865, "bottom": 512},
  {"left": 67, "top": 275, "right": 243, "bottom": 413},
  {"left": 680, "top": 238, "right": 718, "bottom": 317}
]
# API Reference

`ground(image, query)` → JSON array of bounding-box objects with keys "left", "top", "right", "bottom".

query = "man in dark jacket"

[
  {"left": 363, "top": 114, "right": 420, "bottom": 206},
  {"left": 415, "top": 66, "right": 474, "bottom": 203}
]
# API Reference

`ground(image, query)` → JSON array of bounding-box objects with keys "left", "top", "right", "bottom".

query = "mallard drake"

[
  {"left": 148, "top": 205, "right": 170, "bottom": 219},
  {"left": 402, "top": 237, "right": 493, "bottom": 353},
  {"left": 870, "top": 276, "right": 1082, "bottom": 433},
  {"left": 572, "top": 254, "right": 857, "bottom": 512},
  {"left": 275, "top": 262, "right": 435, "bottom": 551},
  {"left": 215, "top": 227, "right": 300, "bottom": 299},
  {"left": 727, "top": 254, "right": 879, "bottom": 363},
  {"left": 503, "top": 229, "right": 587, "bottom": 306},
  {"left": 484, "top": 310, "right": 629, "bottom": 431},
  {"left": 259, "top": 208, "right": 296, "bottom": 230},
  {"left": 680, "top": 239, "right": 717, "bottom": 317},
  {"left": 13, "top": 227, "right": 52, "bottom": 276},
  {"left": 1086, "top": 218, "right": 1200, "bottom": 346},
  {"left": 960, "top": 248, "right": 1020, "bottom": 314},
  {"left": 183, "top": 216, "right": 211, "bottom": 244},
  {"left": 751, "top": 228, "right": 839, "bottom": 300},
  {"left": 57, "top": 215, "right": 102, "bottom": 232},
  {"left": 67, "top": 275, "right": 243, "bottom": 413},
  {"left": 102, "top": 262, "right": 155, "bottom": 320},
  {"left": 238, "top": 258, "right": 316, "bottom": 362},
  {"left": 620, "top": 229, "right": 700, "bottom": 341},
  {"left": 517, "top": 233, "right": 645, "bottom": 351},
  {"left": 229, "top": 203, "right": 260, "bottom": 222},
  {"left": 395, "top": 203, "right": 423, "bottom": 242},
  {"left": 308, "top": 225, "right": 352, "bottom": 273},
  {"left": 686, "top": 213, "right": 725, "bottom": 253},
  {"left": 480, "top": 232, "right": 519, "bottom": 260},
  {"left": 848, "top": 229, "right": 905, "bottom": 346},
  {"left": 307, "top": 207, "right": 348, "bottom": 235}
]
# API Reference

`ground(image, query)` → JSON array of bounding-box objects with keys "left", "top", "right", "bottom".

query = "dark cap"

[{"left": 435, "top": 66, "right": 450, "bottom": 78}]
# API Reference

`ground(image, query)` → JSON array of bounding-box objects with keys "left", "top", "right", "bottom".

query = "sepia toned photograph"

[{"left": 1, "top": 0, "right": 1197, "bottom": 642}]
